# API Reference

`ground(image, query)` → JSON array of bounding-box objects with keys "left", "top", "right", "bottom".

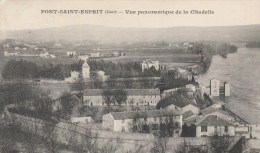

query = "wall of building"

[
  {"left": 250, "top": 125, "right": 260, "bottom": 139},
  {"left": 196, "top": 126, "right": 235, "bottom": 137},
  {"left": 83, "top": 95, "right": 161, "bottom": 106}
]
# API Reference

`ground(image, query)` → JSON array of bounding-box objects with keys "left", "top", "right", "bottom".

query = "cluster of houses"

[{"left": 4, "top": 51, "right": 56, "bottom": 58}]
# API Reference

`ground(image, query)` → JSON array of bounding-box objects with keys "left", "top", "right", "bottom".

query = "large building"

[
  {"left": 102, "top": 109, "right": 182, "bottom": 135},
  {"left": 210, "top": 79, "right": 220, "bottom": 96},
  {"left": 141, "top": 59, "right": 159, "bottom": 72},
  {"left": 83, "top": 88, "right": 161, "bottom": 106}
]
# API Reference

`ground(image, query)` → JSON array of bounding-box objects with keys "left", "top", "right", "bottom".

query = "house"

[
  {"left": 51, "top": 94, "right": 81, "bottom": 112},
  {"left": 185, "top": 84, "right": 196, "bottom": 92},
  {"left": 65, "top": 71, "right": 80, "bottom": 83},
  {"left": 161, "top": 88, "right": 180, "bottom": 99},
  {"left": 102, "top": 109, "right": 182, "bottom": 135},
  {"left": 186, "top": 106, "right": 250, "bottom": 138},
  {"left": 67, "top": 51, "right": 77, "bottom": 57},
  {"left": 195, "top": 115, "right": 235, "bottom": 137},
  {"left": 166, "top": 101, "right": 200, "bottom": 115},
  {"left": 141, "top": 59, "right": 159, "bottom": 72},
  {"left": 83, "top": 88, "right": 161, "bottom": 106},
  {"left": 96, "top": 71, "right": 109, "bottom": 82},
  {"left": 71, "top": 116, "right": 92, "bottom": 124}
]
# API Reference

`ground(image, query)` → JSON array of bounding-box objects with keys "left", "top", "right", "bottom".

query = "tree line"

[{"left": 1, "top": 59, "right": 83, "bottom": 80}]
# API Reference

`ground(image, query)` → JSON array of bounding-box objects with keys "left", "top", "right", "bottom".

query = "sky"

[{"left": 0, "top": 0, "right": 260, "bottom": 30}]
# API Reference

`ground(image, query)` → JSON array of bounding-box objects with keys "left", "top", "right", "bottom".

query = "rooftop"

[
  {"left": 200, "top": 107, "right": 230, "bottom": 116},
  {"left": 182, "top": 110, "right": 195, "bottom": 120},
  {"left": 196, "top": 115, "right": 234, "bottom": 126},
  {"left": 108, "top": 109, "right": 182, "bottom": 120}
]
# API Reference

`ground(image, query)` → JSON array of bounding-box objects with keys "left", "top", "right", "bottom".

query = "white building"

[
  {"left": 83, "top": 88, "right": 161, "bottom": 106},
  {"left": 195, "top": 115, "right": 235, "bottom": 137},
  {"left": 166, "top": 103, "right": 200, "bottom": 115},
  {"left": 161, "top": 88, "right": 180, "bottom": 99},
  {"left": 96, "top": 71, "right": 109, "bottom": 82},
  {"left": 67, "top": 51, "right": 77, "bottom": 57},
  {"left": 78, "top": 55, "right": 89, "bottom": 61},
  {"left": 224, "top": 82, "right": 231, "bottom": 96},
  {"left": 90, "top": 52, "right": 100, "bottom": 57},
  {"left": 210, "top": 79, "right": 220, "bottom": 96},
  {"left": 82, "top": 61, "right": 90, "bottom": 81},
  {"left": 40, "top": 52, "right": 50, "bottom": 58},
  {"left": 185, "top": 84, "right": 196, "bottom": 92},
  {"left": 65, "top": 71, "right": 80, "bottom": 83},
  {"left": 141, "top": 59, "right": 159, "bottom": 72},
  {"left": 102, "top": 109, "right": 182, "bottom": 135}
]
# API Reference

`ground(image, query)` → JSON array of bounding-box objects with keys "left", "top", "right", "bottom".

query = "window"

[
  {"left": 122, "top": 119, "right": 125, "bottom": 123},
  {"left": 225, "top": 126, "right": 228, "bottom": 132},
  {"left": 122, "top": 127, "right": 125, "bottom": 132},
  {"left": 201, "top": 126, "right": 207, "bottom": 132}
]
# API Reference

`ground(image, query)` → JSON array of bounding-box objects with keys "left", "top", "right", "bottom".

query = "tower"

[
  {"left": 210, "top": 78, "right": 220, "bottom": 96},
  {"left": 82, "top": 60, "right": 90, "bottom": 81},
  {"left": 224, "top": 82, "right": 230, "bottom": 96}
]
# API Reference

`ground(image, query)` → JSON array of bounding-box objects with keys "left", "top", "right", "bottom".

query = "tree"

[
  {"left": 42, "top": 122, "right": 61, "bottom": 153},
  {"left": 151, "top": 137, "right": 169, "bottom": 153},
  {"left": 113, "top": 89, "right": 127, "bottom": 106},
  {"left": 209, "top": 135, "right": 233, "bottom": 153},
  {"left": 59, "top": 92, "right": 76, "bottom": 119},
  {"left": 102, "top": 90, "right": 115, "bottom": 107},
  {"left": 0, "top": 125, "right": 17, "bottom": 153}
]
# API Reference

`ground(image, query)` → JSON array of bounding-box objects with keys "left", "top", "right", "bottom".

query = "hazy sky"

[{"left": 0, "top": 0, "right": 260, "bottom": 30}]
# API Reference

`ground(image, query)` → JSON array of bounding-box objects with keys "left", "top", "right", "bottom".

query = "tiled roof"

[
  {"left": 182, "top": 110, "right": 195, "bottom": 120},
  {"left": 109, "top": 109, "right": 181, "bottom": 120},
  {"left": 196, "top": 115, "right": 234, "bottom": 126},
  {"left": 83, "top": 89, "right": 160, "bottom": 96},
  {"left": 200, "top": 107, "right": 230, "bottom": 116},
  {"left": 167, "top": 100, "right": 196, "bottom": 108}
]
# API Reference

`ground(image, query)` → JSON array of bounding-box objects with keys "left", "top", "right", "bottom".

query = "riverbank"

[{"left": 190, "top": 43, "right": 238, "bottom": 75}]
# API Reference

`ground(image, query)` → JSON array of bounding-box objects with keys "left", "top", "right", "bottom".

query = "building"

[
  {"left": 224, "top": 82, "right": 231, "bottom": 96},
  {"left": 96, "top": 71, "right": 109, "bottom": 82},
  {"left": 51, "top": 94, "right": 81, "bottom": 112},
  {"left": 90, "top": 52, "right": 100, "bottom": 57},
  {"left": 185, "top": 84, "right": 196, "bottom": 92},
  {"left": 166, "top": 102, "right": 200, "bottom": 115},
  {"left": 184, "top": 106, "right": 250, "bottom": 138},
  {"left": 64, "top": 71, "right": 80, "bottom": 83},
  {"left": 161, "top": 88, "right": 180, "bottom": 99},
  {"left": 102, "top": 109, "right": 182, "bottom": 135},
  {"left": 141, "top": 59, "right": 159, "bottom": 72},
  {"left": 195, "top": 115, "right": 235, "bottom": 137},
  {"left": 82, "top": 61, "right": 90, "bottom": 81},
  {"left": 78, "top": 55, "right": 89, "bottom": 61},
  {"left": 67, "top": 51, "right": 77, "bottom": 57},
  {"left": 83, "top": 88, "right": 161, "bottom": 106},
  {"left": 210, "top": 79, "right": 220, "bottom": 96}
]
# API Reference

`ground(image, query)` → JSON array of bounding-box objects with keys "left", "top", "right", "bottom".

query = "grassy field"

[{"left": 101, "top": 49, "right": 200, "bottom": 65}]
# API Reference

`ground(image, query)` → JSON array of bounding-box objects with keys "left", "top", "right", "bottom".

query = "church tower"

[{"left": 82, "top": 60, "right": 90, "bottom": 81}]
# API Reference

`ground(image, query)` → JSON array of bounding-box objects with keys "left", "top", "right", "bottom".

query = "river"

[{"left": 197, "top": 47, "right": 260, "bottom": 124}]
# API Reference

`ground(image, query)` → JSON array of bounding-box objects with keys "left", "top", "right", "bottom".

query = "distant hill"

[{"left": 0, "top": 24, "right": 260, "bottom": 43}]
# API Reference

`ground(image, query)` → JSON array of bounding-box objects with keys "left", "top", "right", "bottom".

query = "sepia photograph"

[{"left": 0, "top": 0, "right": 260, "bottom": 152}]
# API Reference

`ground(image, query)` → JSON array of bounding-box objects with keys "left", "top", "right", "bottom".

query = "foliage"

[
  {"left": 101, "top": 89, "right": 127, "bottom": 106},
  {"left": 113, "top": 89, "right": 127, "bottom": 106},
  {"left": 151, "top": 137, "right": 169, "bottom": 153},
  {"left": 2, "top": 59, "right": 83, "bottom": 80},
  {"left": 102, "top": 90, "right": 115, "bottom": 107},
  {"left": 209, "top": 135, "right": 232, "bottom": 153}
]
